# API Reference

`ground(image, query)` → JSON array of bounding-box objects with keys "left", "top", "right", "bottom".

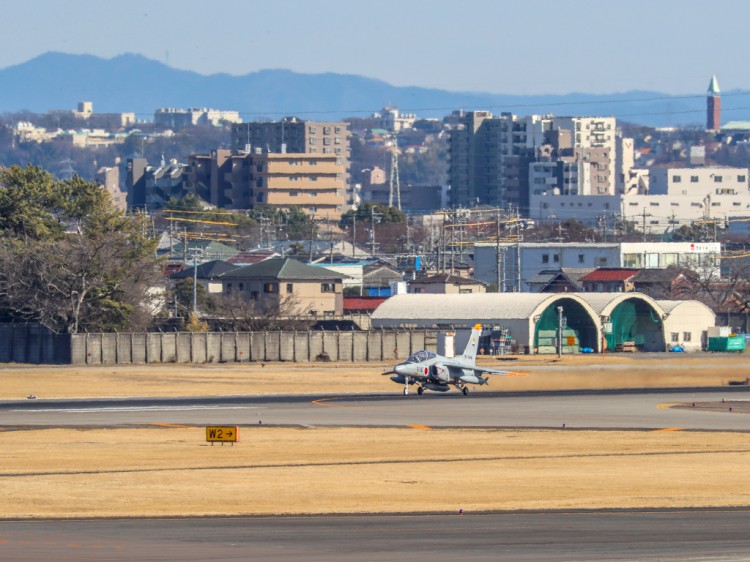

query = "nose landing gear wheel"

[
  {"left": 417, "top": 386, "right": 424, "bottom": 395},
  {"left": 403, "top": 387, "right": 409, "bottom": 396},
  {"left": 462, "top": 387, "right": 469, "bottom": 396}
]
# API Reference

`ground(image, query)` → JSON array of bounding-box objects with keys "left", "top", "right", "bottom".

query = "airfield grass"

[
  {"left": 2, "top": 426, "right": 750, "bottom": 518},
  {"left": 0, "top": 353, "right": 749, "bottom": 400},
  {"left": 1, "top": 353, "right": 749, "bottom": 518}
]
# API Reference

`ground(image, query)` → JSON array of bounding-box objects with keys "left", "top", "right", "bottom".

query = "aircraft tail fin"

[{"left": 461, "top": 324, "right": 483, "bottom": 364}]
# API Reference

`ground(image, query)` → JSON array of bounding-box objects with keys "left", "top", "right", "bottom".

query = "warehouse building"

[{"left": 370, "top": 293, "right": 715, "bottom": 354}]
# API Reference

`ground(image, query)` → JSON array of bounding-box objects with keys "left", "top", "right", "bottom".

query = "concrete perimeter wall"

[{"left": 62, "top": 330, "right": 437, "bottom": 365}]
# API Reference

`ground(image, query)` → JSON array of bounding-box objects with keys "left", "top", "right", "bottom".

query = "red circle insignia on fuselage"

[{"left": 424, "top": 366, "right": 429, "bottom": 375}]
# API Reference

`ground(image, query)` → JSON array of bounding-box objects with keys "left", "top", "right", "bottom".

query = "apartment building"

[
  {"left": 184, "top": 150, "right": 347, "bottom": 218},
  {"left": 231, "top": 117, "right": 350, "bottom": 181},
  {"left": 154, "top": 107, "right": 242, "bottom": 130},
  {"left": 531, "top": 165, "right": 750, "bottom": 233},
  {"left": 449, "top": 111, "right": 618, "bottom": 212}
]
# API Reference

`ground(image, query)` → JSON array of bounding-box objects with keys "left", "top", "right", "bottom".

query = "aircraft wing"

[{"left": 442, "top": 362, "right": 523, "bottom": 376}]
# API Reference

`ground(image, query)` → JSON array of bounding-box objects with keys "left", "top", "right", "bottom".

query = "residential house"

[
  {"left": 171, "top": 260, "right": 239, "bottom": 294},
  {"left": 580, "top": 268, "right": 639, "bottom": 292},
  {"left": 409, "top": 273, "right": 486, "bottom": 294},
  {"left": 633, "top": 267, "right": 696, "bottom": 299},
  {"left": 218, "top": 257, "right": 345, "bottom": 316},
  {"left": 526, "top": 268, "right": 594, "bottom": 293}
]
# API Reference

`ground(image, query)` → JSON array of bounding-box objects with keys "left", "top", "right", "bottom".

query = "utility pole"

[
  {"left": 309, "top": 213, "right": 316, "bottom": 262},
  {"left": 557, "top": 305, "right": 564, "bottom": 358},
  {"left": 352, "top": 214, "right": 356, "bottom": 258},
  {"left": 516, "top": 207, "right": 522, "bottom": 292},
  {"left": 642, "top": 208, "right": 647, "bottom": 242},
  {"left": 495, "top": 208, "right": 501, "bottom": 292}
]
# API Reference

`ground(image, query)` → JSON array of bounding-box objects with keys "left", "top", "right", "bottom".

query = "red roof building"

[
  {"left": 343, "top": 296, "right": 387, "bottom": 314},
  {"left": 579, "top": 268, "right": 639, "bottom": 293}
]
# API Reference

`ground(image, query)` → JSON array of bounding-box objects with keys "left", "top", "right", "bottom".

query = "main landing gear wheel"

[
  {"left": 417, "top": 386, "right": 424, "bottom": 395},
  {"left": 462, "top": 387, "right": 469, "bottom": 396}
]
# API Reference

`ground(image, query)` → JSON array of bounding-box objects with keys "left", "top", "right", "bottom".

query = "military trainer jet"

[{"left": 382, "top": 324, "right": 522, "bottom": 396}]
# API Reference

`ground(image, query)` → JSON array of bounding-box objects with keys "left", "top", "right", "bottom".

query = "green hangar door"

[
  {"left": 534, "top": 298, "right": 598, "bottom": 354},
  {"left": 604, "top": 298, "right": 664, "bottom": 352}
]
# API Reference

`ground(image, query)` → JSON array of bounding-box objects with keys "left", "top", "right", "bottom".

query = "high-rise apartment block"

[{"left": 449, "top": 111, "right": 618, "bottom": 212}]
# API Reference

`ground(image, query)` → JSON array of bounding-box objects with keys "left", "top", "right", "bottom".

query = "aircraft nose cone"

[{"left": 394, "top": 363, "right": 411, "bottom": 377}]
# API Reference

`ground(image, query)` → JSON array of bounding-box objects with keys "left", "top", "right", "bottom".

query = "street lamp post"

[{"left": 557, "top": 306, "right": 564, "bottom": 358}]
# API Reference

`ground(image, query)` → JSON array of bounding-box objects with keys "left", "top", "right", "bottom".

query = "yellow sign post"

[{"left": 206, "top": 426, "right": 239, "bottom": 445}]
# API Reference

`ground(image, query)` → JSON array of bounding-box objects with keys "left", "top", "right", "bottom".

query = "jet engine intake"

[{"left": 432, "top": 362, "right": 450, "bottom": 383}]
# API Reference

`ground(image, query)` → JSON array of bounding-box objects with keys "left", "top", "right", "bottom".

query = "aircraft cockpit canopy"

[{"left": 405, "top": 350, "right": 436, "bottom": 363}]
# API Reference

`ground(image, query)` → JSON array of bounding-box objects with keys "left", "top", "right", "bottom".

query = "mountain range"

[{"left": 0, "top": 52, "right": 743, "bottom": 128}]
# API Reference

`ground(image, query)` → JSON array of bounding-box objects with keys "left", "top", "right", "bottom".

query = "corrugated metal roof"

[{"left": 371, "top": 293, "right": 561, "bottom": 321}]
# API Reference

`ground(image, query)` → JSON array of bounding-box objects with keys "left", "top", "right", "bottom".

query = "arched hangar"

[{"left": 370, "top": 293, "right": 715, "bottom": 354}]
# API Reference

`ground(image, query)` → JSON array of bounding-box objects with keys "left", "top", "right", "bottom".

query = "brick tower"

[{"left": 707, "top": 75, "right": 721, "bottom": 131}]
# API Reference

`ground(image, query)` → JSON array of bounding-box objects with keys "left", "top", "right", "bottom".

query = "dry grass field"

[
  {"left": 1, "top": 353, "right": 749, "bottom": 518},
  {"left": 0, "top": 352, "right": 748, "bottom": 400},
  {"left": 2, "top": 426, "right": 750, "bottom": 518}
]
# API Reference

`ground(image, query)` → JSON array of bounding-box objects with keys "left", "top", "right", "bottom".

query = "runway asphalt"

[
  {"left": 1, "top": 387, "right": 750, "bottom": 431},
  {"left": 3, "top": 388, "right": 750, "bottom": 560},
  {"left": 3, "top": 509, "right": 750, "bottom": 561}
]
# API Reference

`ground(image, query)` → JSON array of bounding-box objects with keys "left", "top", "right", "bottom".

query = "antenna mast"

[{"left": 388, "top": 135, "right": 401, "bottom": 210}]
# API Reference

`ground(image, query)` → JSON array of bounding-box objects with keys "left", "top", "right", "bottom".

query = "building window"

[
  {"left": 739, "top": 175, "right": 747, "bottom": 183},
  {"left": 578, "top": 254, "right": 585, "bottom": 264},
  {"left": 683, "top": 332, "right": 692, "bottom": 342},
  {"left": 459, "top": 288, "right": 472, "bottom": 294},
  {"left": 286, "top": 283, "right": 293, "bottom": 294},
  {"left": 714, "top": 175, "right": 723, "bottom": 183},
  {"left": 225, "top": 283, "right": 232, "bottom": 295},
  {"left": 691, "top": 176, "right": 699, "bottom": 182},
  {"left": 542, "top": 254, "right": 549, "bottom": 264},
  {"left": 553, "top": 254, "right": 559, "bottom": 263},
  {"left": 263, "top": 283, "right": 278, "bottom": 294},
  {"left": 321, "top": 283, "right": 335, "bottom": 293},
  {"left": 671, "top": 332, "right": 679, "bottom": 343},
  {"left": 250, "top": 291, "right": 258, "bottom": 300},
  {"left": 672, "top": 175, "right": 681, "bottom": 183},
  {"left": 594, "top": 257, "right": 608, "bottom": 267},
  {"left": 309, "top": 137, "right": 316, "bottom": 145}
]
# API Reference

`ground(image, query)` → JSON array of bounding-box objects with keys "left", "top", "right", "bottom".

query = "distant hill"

[{"left": 0, "top": 52, "right": 742, "bottom": 127}]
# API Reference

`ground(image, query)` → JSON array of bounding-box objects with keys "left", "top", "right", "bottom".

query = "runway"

[
  {"left": 3, "top": 388, "right": 750, "bottom": 560},
  {"left": 1, "top": 387, "right": 750, "bottom": 431},
  {"left": 3, "top": 509, "right": 750, "bottom": 561}
]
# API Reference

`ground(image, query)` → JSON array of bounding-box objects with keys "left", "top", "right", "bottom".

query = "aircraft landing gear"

[
  {"left": 403, "top": 376, "right": 410, "bottom": 396},
  {"left": 462, "top": 386, "right": 470, "bottom": 396},
  {"left": 417, "top": 386, "right": 424, "bottom": 396}
]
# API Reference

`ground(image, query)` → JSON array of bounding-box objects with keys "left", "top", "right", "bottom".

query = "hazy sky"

[{"left": 3, "top": 0, "right": 748, "bottom": 95}]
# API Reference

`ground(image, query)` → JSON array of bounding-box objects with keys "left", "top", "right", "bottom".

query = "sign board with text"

[{"left": 206, "top": 426, "right": 239, "bottom": 443}]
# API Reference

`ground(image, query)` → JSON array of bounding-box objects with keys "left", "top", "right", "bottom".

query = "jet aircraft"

[{"left": 382, "top": 324, "right": 522, "bottom": 395}]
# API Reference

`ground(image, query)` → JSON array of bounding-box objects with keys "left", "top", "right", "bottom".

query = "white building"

[
  {"left": 532, "top": 165, "right": 750, "bottom": 234},
  {"left": 473, "top": 241, "right": 721, "bottom": 291}
]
